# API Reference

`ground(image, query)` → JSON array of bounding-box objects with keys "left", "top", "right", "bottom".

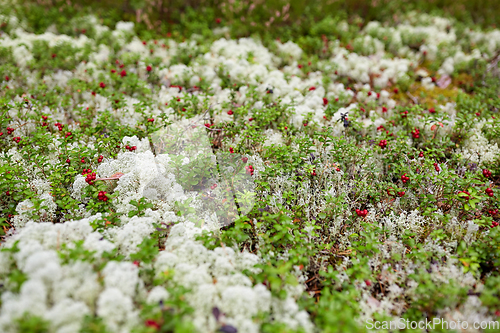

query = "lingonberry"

[
  {"left": 229, "top": 147, "right": 234, "bottom": 153},
  {"left": 429, "top": 107, "right": 436, "bottom": 113},
  {"left": 97, "top": 191, "right": 108, "bottom": 201},
  {"left": 378, "top": 140, "right": 387, "bottom": 148},
  {"left": 323, "top": 98, "right": 328, "bottom": 105},
  {"left": 227, "top": 110, "right": 233, "bottom": 115},
  {"left": 241, "top": 157, "right": 248, "bottom": 163},
  {"left": 401, "top": 174, "right": 409, "bottom": 183},
  {"left": 99, "top": 82, "right": 106, "bottom": 88},
  {"left": 85, "top": 172, "right": 96, "bottom": 185},
  {"left": 458, "top": 190, "right": 470, "bottom": 200},
  {"left": 66, "top": 159, "right": 70, "bottom": 163},
  {"left": 146, "top": 65, "right": 152, "bottom": 72},
  {"left": 245, "top": 165, "right": 254, "bottom": 176},
  {"left": 120, "top": 70, "right": 127, "bottom": 77},
  {"left": 486, "top": 188, "right": 494, "bottom": 197},
  {"left": 398, "top": 191, "right": 405, "bottom": 197},
  {"left": 483, "top": 169, "right": 492, "bottom": 178}
]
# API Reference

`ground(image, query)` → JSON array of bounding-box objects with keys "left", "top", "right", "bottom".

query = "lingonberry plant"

[{"left": 0, "top": 1, "right": 499, "bottom": 333}]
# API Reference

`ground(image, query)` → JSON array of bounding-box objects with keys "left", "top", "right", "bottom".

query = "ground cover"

[{"left": 0, "top": 1, "right": 500, "bottom": 332}]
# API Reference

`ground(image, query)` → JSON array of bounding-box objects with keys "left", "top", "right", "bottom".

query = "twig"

[{"left": 406, "top": 92, "right": 418, "bottom": 104}]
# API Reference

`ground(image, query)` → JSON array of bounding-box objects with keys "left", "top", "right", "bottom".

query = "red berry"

[
  {"left": 99, "top": 82, "right": 106, "bottom": 88},
  {"left": 66, "top": 159, "right": 70, "bottom": 163},
  {"left": 309, "top": 86, "right": 316, "bottom": 91},
  {"left": 227, "top": 110, "right": 234, "bottom": 115},
  {"left": 323, "top": 98, "right": 328, "bottom": 105},
  {"left": 146, "top": 65, "right": 152, "bottom": 72},
  {"left": 429, "top": 107, "right": 435, "bottom": 114}
]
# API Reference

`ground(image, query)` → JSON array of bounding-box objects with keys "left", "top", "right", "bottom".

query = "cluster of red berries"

[
  {"left": 378, "top": 140, "right": 387, "bottom": 148},
  {"left": 397, "top": 191, "right": 406, "bottom": 197},
  {"left": 12, "top": 136, "right": 21, "bottom": 143},
  {"left": 411, "top": 128, "right": 420, "bottom": 139},
  {"left": 125, "top": 145, "right": 137, "bottom": 151},
  {"left": 227, "top": 110, "right": 234, "bottom": 115},
  {"left": 241, "top": 157, "right": 248, "bottom": 163},
  {"left": 65, "top": 132, "right": 72, "bottom": 138},
  {"left": 433, "top": 162, "right": 440, "bottom": 172},
  {"left": 486, "top": 188, "right": 494, "bottom": 197},
  {"left": 147, "top": 118, "right": 154, "bottom": 122},
  {"left": 229, "top": 147, "right": 234, "bottom": 153},
  {"left": 99, "top": 82, "right": 106, "bottom": 88},
  {"left": 210, "top": 183, "right": 217, "bottom": 190},
  {"left": 458, "top": 190, "right": 470, "bottom": 200},
  {"left": 7, "top": 127, "right": 15, "bottom": 135},
  {"left": 204, "top": 123, "right": 214, "bottom": 128},
  {"left": 419, "top": 151, "right": 424, "bottom": 158},
  {"left": 145, "top": 320, "right": 160, "bottom": 330},
  {"left": 54, "top": 122, "right": 63, "bottom": 131},
  {"left": 82, "top": 169, "right": 96, "bottom": 185},
  {"left": 401, "top": 110, "right": 408, "bottom": 117},
  {"left": 355, "top": 209, "right": 368, "bottom": 217},
  {"left": 429, "top": 107, "right": 436, "bottom": 114},
  {"left": 98, "top": 155, "right": 104, "bottom": 163},
  {"left": 98, "top": 191, "right": 108, "bottom": 201},
  {"left": 311, "top": 169, "right": 317, "bottom": 176},
  {"left": 483, "top": 169, "right": 492, "bottom": 178},
  {"left": 401, "top": 173, "right": 409, "bottom": 183},
  {"left": 41, "top": 115, "right": 48, "bottom": 127},
  {"left": 492, "top": 221, "right": 499, "bottom": 228},
  {"left": 323, "top": 98, "right": 328, "bottom": 105},
  {"left": 489, "top": 209, "right": 499, "bottom": 216},
  {"left": 245, "top": 165, "right": 254, "bottom": 176},
  {"left": 377, "top": 125, "right": 385, "bottom": 131}
]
